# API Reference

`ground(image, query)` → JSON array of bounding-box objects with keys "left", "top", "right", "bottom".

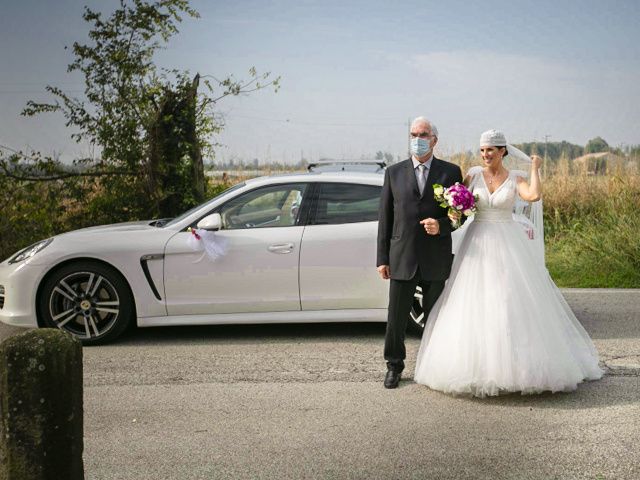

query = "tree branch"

[{"left": 0, "top": 159, "right": 135, "bottom": 182}]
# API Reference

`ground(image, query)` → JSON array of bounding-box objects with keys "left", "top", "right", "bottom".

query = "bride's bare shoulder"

[{"left": 463, "top": 166, "right": 483, "bottom": 185}]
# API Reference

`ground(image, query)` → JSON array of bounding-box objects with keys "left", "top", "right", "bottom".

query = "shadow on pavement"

[{"left": 109, "top": 321, "right": 391, "bottom": 347}]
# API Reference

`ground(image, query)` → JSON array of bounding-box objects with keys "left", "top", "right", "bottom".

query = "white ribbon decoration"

[{"left": 187, "top": 229, "right": 228, "bottom": 262}]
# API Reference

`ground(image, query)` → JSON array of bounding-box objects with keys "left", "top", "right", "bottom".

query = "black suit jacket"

[{"left": 377, "top": 157, "right": 464, "bottom": 281}]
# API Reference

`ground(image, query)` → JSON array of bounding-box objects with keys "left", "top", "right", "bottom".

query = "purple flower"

[
  {"left": 433, "top": 182, "right": 478, "bottom": 227},
  {"left": 444, "top": 183, "right": 477, "bottom": 212}
]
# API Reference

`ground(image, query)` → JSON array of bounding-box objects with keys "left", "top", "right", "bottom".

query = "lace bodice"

[
  {"left": 456, "top": 165, "right": 545, "bottom": 265},
  {"left": 467, "top": 166, "right": 523, "bottom": 222}
]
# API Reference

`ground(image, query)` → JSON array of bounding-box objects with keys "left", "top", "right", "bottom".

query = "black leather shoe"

[{"left": 384, "top": 369, "right": 401, "bottom": 389}]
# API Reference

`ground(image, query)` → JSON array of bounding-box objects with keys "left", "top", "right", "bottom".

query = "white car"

[{"left": 0, "top": 164, "right": 426, "bottom": 344}]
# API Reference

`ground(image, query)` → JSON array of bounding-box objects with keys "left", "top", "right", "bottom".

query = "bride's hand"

[
  {"left": 531, "top": 155, "right": 543, "bottom": 170},
  {"left": 448, "top": 210, "right": 461, "bottom": 223}
]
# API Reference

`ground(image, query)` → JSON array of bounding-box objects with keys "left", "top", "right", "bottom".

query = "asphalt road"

[{"left": 1, "top": 289, "right": 639, "bottom": 480}]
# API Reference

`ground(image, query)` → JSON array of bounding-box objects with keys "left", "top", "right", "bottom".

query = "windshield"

[{"left": 162, "top": 182, "right": 247, "bottom": 228}]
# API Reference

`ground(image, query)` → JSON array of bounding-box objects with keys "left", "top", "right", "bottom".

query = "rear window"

[{"left": 313, "top": 183, "right": 381, "bottom": 225}]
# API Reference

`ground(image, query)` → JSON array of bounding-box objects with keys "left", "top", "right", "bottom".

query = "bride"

[{"left": 413, "top": 129, "right": 603, "bottom": 397}]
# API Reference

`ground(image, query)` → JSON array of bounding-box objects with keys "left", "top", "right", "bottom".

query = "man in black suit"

[{"left": 377, "top": 116, "right": 463, "bottom": 389}]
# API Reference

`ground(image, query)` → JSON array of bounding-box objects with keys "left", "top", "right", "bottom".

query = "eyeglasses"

[{"left": 410, "top": 132, "right": 433, "bottom": 138}]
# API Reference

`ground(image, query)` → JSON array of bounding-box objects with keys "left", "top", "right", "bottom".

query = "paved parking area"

[{"left": 1, "top": 289, "right": 639, "bottom": 479}]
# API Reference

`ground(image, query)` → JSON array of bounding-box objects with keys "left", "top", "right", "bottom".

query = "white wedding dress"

[{"left": 414, "top": 167, "right": 603, "bottom": 397}]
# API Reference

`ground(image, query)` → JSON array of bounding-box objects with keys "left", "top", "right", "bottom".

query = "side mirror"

[{"left": 196, "top": 213, "right": 222, "bottom": 231}]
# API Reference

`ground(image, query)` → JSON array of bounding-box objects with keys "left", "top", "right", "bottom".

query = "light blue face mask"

[{"left": 411, "top": 137, "right": 431, "bottom": 157}]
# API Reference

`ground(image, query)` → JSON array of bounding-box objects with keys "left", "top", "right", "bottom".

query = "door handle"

[{"left": 267, "top": 243, "right": 294, "bottom": 254}]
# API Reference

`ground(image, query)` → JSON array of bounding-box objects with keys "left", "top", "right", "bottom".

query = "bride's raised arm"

[{"left": 516, "top": 155, "right": 543, "bottom": 201}]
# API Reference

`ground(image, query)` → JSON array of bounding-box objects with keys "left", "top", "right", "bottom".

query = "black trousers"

[{"left": 384, "top": 269, "right": 445, "bottom": 372}]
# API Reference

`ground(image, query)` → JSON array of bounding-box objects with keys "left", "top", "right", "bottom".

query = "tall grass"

[{"left": 543, "top": 173, "right": 640, "bottom": 287}]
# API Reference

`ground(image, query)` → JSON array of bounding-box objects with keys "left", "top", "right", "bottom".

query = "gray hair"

[{"left": 411, "top": 116, "right": 438, "bottom": 138}]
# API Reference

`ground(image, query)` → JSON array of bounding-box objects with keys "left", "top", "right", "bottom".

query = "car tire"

[
  {"left": 38, "top": 261, "right": 135, "bottom": 345},
  {"left": 407, "top": 286, "right": 426, "bottom": 336}
]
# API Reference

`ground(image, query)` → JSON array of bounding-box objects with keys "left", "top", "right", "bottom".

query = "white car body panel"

[
  {"left": 0, "top": 262, "right": 47, "bottom": 327},
  {"left": 0, "top": 223, "right": 174, "bottom": 324},
  {"left": 163, "top": 226, "right": 304, "bottom": 315},
  {"left": 299, "top": 221, "right": 387, "bottom": 310}
]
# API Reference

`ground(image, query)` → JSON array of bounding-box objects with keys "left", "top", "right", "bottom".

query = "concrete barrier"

[{"left": 0, "top": 329, "right": 83, "bottom": 479}]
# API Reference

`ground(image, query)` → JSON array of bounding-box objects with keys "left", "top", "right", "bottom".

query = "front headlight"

[{"left": 7, "top": 238, "right": 53, "bottom": 264}]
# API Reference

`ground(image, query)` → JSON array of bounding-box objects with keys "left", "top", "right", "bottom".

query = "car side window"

[
  {"left": 218, "top": 184, "right": 307, "bottom": 230},
  {"left": 313, "top": 183, "right": 382, "bottom": 225}
]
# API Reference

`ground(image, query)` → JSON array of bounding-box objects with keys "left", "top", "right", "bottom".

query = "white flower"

[
  {"left": 434, "top": 186, "right": 444, "bottom": 196},
  {"left": 463, "top": 209, "right": 472, "bottom": 216}
]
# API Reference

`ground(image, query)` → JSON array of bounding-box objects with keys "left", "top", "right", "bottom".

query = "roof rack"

[{"left": 307, "top": 159, "right": 386, "bottom": 172}]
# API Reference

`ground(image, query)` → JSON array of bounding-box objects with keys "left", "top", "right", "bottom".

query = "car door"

[
  {"left": 299, "top": 182, "right": 388, "bottom": 310},
  {"left": 163, "top": 183, "right": 309, "bottom": 316}
]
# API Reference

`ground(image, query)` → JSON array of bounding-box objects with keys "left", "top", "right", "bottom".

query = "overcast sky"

[{"left": 1, "top": 0, "right": 639, "bottom": 164}]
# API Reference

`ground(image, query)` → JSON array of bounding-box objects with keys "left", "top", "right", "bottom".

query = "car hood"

[
  {"left": 21, "top": 219, "right": 177, "bottom": 267},
  {"left": 57, "top": 220, "right": 161, "bottom": 237}
]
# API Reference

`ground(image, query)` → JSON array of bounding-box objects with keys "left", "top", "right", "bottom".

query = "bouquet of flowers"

[{"left": 433, "top": 182, "right": 478, "bottom": 228}]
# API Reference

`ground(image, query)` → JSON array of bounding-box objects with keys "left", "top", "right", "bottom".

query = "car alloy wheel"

[
  {"left": 408, "top": 285, "right": 425, "bottom": 334},
  {"left": 39, "top": 261, "right": 134, "bottom": 344}
]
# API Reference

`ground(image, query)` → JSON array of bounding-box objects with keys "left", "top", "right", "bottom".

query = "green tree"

[
  {"left": 584, "top": 137, "right": 610, "bottom": 154},
  {"left": 15, "top": 0, "right": 279, "bottom": 219},
  {"left": 515, "top": 141, "right": 584, "bottom": 160}
]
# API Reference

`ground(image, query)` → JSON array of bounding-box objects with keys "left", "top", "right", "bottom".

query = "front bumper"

[{"left": 0, "top": 261, "right": 44, "bottom": 328}]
